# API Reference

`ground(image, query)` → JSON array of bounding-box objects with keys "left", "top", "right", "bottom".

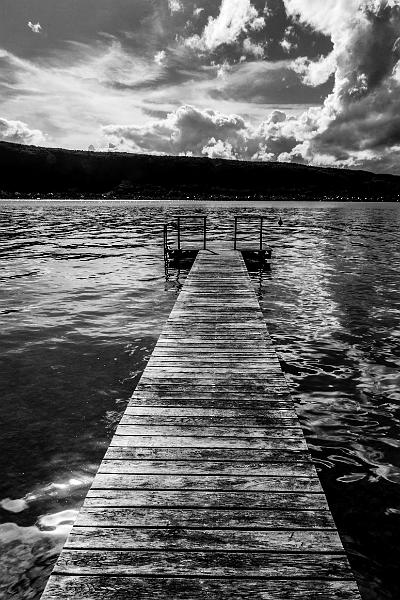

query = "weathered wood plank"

[
  {"left": 146, "top": 360, "right": 282, "bottom": 367},
  {"left": 42, "top": 576, "right": 362, "bottom": 600},
  {"left": 82, "top": 474, "right": 322, "bottom": 492},
  {"left": 66, "top": 528, "right": 343, "bottom": 552},
  {"left": 127, "top": 398, "right": 293, "bottom": 409},
  {"left": 113, "top": 425, "right": 302, "bottom": 438},
  {"left": 109, "top": 436, "right": 307, "bottom": 449},
  {"left": 97, "top": 460, "right": 315, "bottom": 476},
  {"left": 131, "top": 389, "right": 291, "bottom": 398},
  {"left": 123, "top": 407, "right": 295, "bottom": 418},
  {"left": 137, "top": 380, "right": 289, "bottom": 389},
  {"left": 143, "top": 368, "right": 283, "bottom": 376},
  {"left": 85, "top": 490, "right": 328, "bottom": 509},
  {"left": 54, "top": 550, "right": 352, "bottom": 578},
  {"left": 119, "top": 415, "right": 299, "bottom": 427},
  {"left": 75, "top": 507, "right": 336, "bottom": 529},
  {"left": 104, "top": 447, "right": 311, "bottom": 461},
  {"left": 104, "top": 447, "right": 310, "bottom": 461}
]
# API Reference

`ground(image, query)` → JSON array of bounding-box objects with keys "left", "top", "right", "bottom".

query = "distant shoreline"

[
  {"left": 1, "top": 140, "right": 400, "bottom": 200},
  {"left": 1, "top": 198, "right": 399, "bottom": 207}
]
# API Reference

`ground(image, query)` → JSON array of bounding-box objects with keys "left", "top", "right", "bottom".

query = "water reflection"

[{"left": 0, "top": 201, "right": 400, "bottom": 599}]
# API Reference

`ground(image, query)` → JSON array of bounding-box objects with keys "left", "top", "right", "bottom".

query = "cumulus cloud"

[
  {"left": 102, "top": 105, "right": 248, "bottom": 155},
  {"left": 292, "top": 54, "right": 336, "bottom": 86},
  {"left": 102, "top": 103, "right": 322, "bottom": 162},
  {"left": 0, "top": 117, "right": 45, "bottom": 145},
  {"left": 154, "top": 50, "right": 167, "bottom": 65},
  {"left": 27, "top": 21, "right": 42, "bottom": 34},
  {"left": 184, "top": 0, "right": 265, "bottom": 54},
  {"left": 242, "top": 37, "right": 265, "bottom": 58},
  {"left": 173, "top": 0, "right": 400, "bottom": 172},
  {"left": 280, "top": 26, "right": 299, "bottom": 54},
  {"left": 168, "top": 0, "right": 184, "bottom": 14},
  {"left": 278, "top": 0, "right": 400, "bottom": 171}
]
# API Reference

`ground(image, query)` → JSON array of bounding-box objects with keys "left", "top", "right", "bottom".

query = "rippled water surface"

[{"left": 1, "top": 201, "right": 400, "bottom": 600}]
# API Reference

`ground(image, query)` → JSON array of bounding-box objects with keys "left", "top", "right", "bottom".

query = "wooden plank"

[
  {"left": 42, "top": 576, "right": 362, "bottom": 600},
  {"left": 105, "top": 446, "right": 309, "bottom": 460},
  {"left": 123, "top": 407, "right": 295, "bottom": 418},
  {"left": 75, "top": 507, "right": 336, "bottom": 529},
  {"left": 85, "top": 491, "right": 328, "bottom": 509},
  {"left": 104, "top": 447, "right": 311, "bottom": 461},
  {"left": 53, "top": 550, "right": 352, "bottom": 578},
  {"left": 143, "top": 368, "right": 283, "bottom": 375},
  {"left": 137, "top": 380, "right": 289, "bottom": 389},
  {"left": 119, "top": 415, "right": 299, "bottom": 427},
  {"left": 113, "top": 425, "right": 302, "bottom": 438},
  {"left": 82, "top": 474, "right": 322, "bottom": 492},
  {"left": 148, "top": 360, "right": 280, "bottom": 365},
  {"left": 66, "top": 528, "right": 343, "bottom": 552},
  {"left": 97, "top": 460, "right": 315, "bottom": 476},
  {"left": 109, "top": 437, "right": 307, "bottom": 449}
]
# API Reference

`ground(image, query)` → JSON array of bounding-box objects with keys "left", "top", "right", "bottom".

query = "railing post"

[
  {"left": 234, "top": 217, "right": 237, "bottom": 250},
  {"left": 177, "top": 217, "right": 181, "bottom": 251},
  {"left": 163, "top": 223, "right": 168, "bottom": 256},
  {"left": 203, "top": 216, "right": 207, "bottom": 250},
  {"left": 260, "top": 217, "right": 263, "bottom": 251}
]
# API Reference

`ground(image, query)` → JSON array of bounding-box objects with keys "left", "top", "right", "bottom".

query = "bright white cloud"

[
  {"left": 168, "top": 0, "right": 184, "bottom": 14},
  {"left": 242, "top": 37, "right": 264, "bottom": 58},
  {"left": 280, "top": 26, "right": 298, "bottom": 55},
  {"left": 216, "top": 61, "right": 231, "bottom": 79},
  {"left": 292, "top": 54, "right": 336, "bottom": 86},
  {"left": 102, "top": 104, "right": 248, "bottom": 155},
  {"left": 0, "top": 117, "right": 45, "bottom": 145},
  {"left": 185, "top": 0, "right": 264, "bottom": 52},
  {"left": 101, "top": 103, "right": 319, "bottom": 161},
  {"left": 27, "top": 21, "right": 42, "bottom": 34},
  {"left": 154, "top": 50, "right": 167, "bottom": 65},
  {"left": 280, "top": 0, "right": 400, "bottom": 171}
]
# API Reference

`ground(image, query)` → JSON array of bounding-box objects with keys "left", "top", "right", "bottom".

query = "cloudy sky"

[{"left": 1, "top": 0, "right": 400, "bottom": 173}]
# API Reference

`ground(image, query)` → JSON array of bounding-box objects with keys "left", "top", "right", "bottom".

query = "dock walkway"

[{"left": 42, "top": 249, "right": 361, "bottom": 599}]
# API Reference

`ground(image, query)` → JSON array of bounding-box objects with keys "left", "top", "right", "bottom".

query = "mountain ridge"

[{"left": 1, "top": 140, "right": 399, "bottom": 200}]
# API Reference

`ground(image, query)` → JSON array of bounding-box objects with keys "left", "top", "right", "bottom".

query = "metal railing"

[
  {"left": 234, "top": 215, "right": 265, "bottom": 250},
  {"left": 164, "top": 215, "right": 207, "bottom": 263},
  {"left": 164, "top": 214, "right": 272, "bottom": 257}
]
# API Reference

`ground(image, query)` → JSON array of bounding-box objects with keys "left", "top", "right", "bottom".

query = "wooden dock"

[{"left": 41, "top": 249, "right": 361, "bottom": 599}]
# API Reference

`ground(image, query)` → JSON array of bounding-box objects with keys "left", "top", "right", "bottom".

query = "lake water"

[{"left": 1, "top": 200, "right": 400, "bottom": 600}]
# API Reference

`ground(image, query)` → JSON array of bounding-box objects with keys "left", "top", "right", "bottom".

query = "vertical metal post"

[
  {"left": 177, "top": 217, "right": 181, "bottom": 251},
  {"left": 163, "top": 223, "right": 169, "bottom": 280},
  {"left": 203, "top": 216, "right": 207, "bottom": 250},
  {"left": 163, "top": 224, "right": 167, "bottom": 256},
  {"left": 259, "top": 217, "right": 263, "bottom": 251},
  {"left": 234, "top": 217, "right": 237, "bottom": 250}
]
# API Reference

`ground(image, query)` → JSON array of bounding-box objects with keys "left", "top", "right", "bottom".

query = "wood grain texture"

[
  {"left": 84, "top": 491, "right": 329, "bottom": 509},
  {"left": 54, "top": 550, "right": 352, "bottom": 578},
  {"left": 42, "top": 576, "right": 362, "bottom": 600},
  {"left": 109, "top": 436, "right": 308, "bottom": 449},
  {"left": 40, "top": 249, "right": 361, "bottom": 600},
  {"left": 75, "top": 507, "right": 336, "bottom": 529},
  {"left": 65, "top": 527, "right": 343, "bottom": 552},
  {"left": 97, "top": 460, "right": 315, "bottom": 476}
]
